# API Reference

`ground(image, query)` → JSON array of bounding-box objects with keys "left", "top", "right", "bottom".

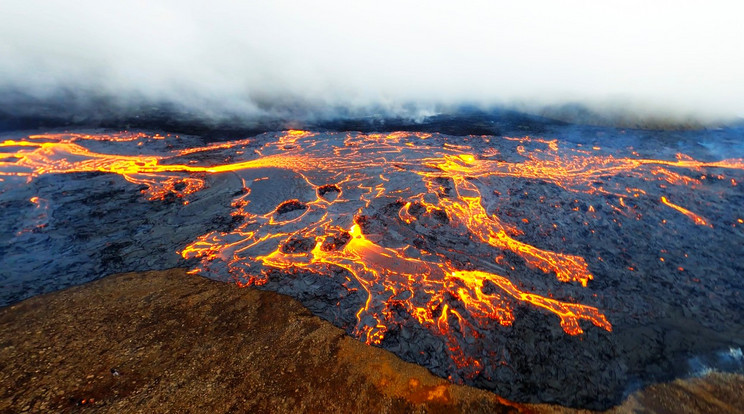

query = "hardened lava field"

[{"left": 1, "top": 129, "right": 743, "bottom": 409}]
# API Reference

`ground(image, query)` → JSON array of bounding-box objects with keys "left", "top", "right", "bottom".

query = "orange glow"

[
  {"left": 660, "top": 196, "right": 712, "bottom": 227},
  {"left": 4, "top": 130, "right": 743, "bottom": 377}
]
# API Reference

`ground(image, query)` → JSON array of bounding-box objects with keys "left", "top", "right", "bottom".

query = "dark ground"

[
  {"left": 0, "top": 269, "right": 742, "bottom": 413},
  {"left": 2, "top": 109, "right": 744, "bottom": 410}
]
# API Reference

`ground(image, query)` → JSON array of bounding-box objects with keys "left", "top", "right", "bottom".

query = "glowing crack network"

[{"left": 2, "top": 129, "right": 743, "bottom": 379}]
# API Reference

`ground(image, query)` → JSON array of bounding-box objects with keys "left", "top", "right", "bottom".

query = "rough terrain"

[
  {"left": 0, "top": 269, "right": 742, "bottom": 413},
  {"left": 2, "top": 128, "right": 744, "bottom": 409}
]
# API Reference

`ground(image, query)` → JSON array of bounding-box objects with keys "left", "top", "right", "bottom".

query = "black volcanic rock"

[
  {"left": 276, "top": 199, "right": 307, "bottom": 214},
  {"left": 1, "top": 127, "right": 743, "bottom": 410}
]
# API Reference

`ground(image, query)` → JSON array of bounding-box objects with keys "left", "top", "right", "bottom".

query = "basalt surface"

[{"left": 1, "top": 128, "right": 743, "bottom": 409}]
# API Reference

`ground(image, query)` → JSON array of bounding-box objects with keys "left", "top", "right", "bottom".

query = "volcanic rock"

[
  {"left": 0, "top": 269, "right": 741, "bottom": 413},
  {"left": 276, "top": 199, "right": 307, "bottom": 215}
]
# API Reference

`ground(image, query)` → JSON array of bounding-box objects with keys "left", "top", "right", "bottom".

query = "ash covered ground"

[{"left": 1, "top": 120, "right": 744, "bottom": 409}]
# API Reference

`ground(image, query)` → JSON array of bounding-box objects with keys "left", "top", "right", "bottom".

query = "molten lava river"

[{"left": 1, "top": 129, "right": 743, "bottom": 408}]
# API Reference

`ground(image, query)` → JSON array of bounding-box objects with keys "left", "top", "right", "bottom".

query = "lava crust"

[{"left": 1, "top": 128, "right": 743, "bottom": 409}]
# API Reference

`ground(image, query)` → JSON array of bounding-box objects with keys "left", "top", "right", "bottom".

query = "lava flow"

[
  {"left": 660, "top": 196, "right": 712, "bottom": 227},
  {"left": 2, "top": 129, "right": 743, "bottom": 383}
]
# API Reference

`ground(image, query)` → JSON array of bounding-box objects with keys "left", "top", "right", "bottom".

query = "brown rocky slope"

[{"left": 0, "top": 269, "right": 742, "bottom": 413}]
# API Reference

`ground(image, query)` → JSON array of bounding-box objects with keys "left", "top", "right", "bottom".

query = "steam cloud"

[{"left": 1, "top": 1, "right": 743, "bottom": 126}]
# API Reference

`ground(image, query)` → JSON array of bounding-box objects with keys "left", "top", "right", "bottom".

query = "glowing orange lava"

[
  {"left": 660, "top": 196, "right": 712, "bottom": 227},
  {"left": 3, "top": 130, "right": 742, "bottom": 378}
]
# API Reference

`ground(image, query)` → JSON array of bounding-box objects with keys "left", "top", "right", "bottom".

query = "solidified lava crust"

[
  {"left": 275, "top": 199, "right": 308, "bottom": 215},
  {"left": 318, "top": 184, "right": 341, "bottom": 200},
  {"left": 1, "top": 128, "right": 744, "bottom": 409}
]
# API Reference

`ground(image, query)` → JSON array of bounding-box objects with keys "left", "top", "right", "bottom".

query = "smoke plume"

[{"left": 1, "top": 1, "right": 743, "bottom": 127}]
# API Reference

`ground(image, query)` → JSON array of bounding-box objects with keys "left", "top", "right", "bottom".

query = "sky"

[{"left": 1, "top": 0, "right": 743, "bottom": 123}]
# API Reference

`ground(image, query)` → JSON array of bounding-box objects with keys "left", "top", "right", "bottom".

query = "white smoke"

[{"left": 1, "top": 0, "right": 743, "bottom": 124}]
